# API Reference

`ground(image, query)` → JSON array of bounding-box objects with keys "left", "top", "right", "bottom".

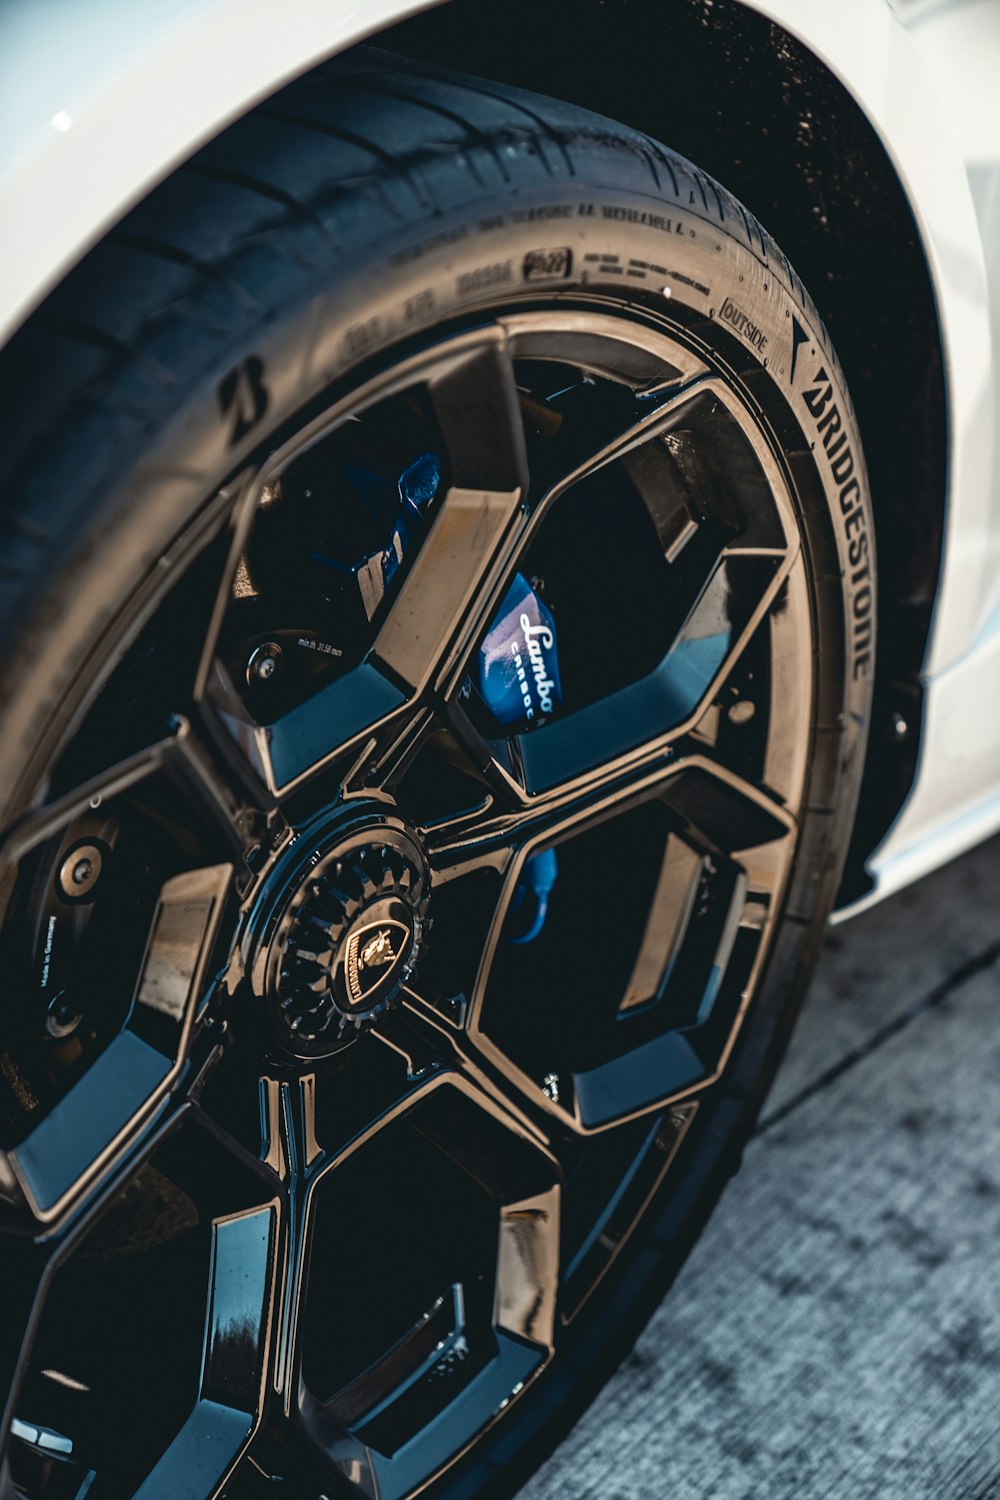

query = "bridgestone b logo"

[{"left": 803, "top": 367, "right": 873, "bottom": 681}]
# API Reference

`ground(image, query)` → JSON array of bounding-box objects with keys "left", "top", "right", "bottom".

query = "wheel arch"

[{"left": 376, "top": 0, "right": 948, "bottom": 906}]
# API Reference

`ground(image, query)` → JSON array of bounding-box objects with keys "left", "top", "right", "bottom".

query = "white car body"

[{"left": 2, "top": 0, "right": 998, "bottom": 917}]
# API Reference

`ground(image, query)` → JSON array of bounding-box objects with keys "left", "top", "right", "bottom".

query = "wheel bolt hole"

[
  {"left": 247, "top": 642, "right": 283, "bottom": 685},
  {"left": 58, "top": 842, "right": 103, "bottom": 898},
  {"left": 45, "top": 991, "right": 83, "bottom": 1040}
]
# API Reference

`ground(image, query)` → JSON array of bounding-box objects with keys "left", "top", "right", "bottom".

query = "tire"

[{"left": 0, "top": 46, "right": 873, "bottom": 1500}]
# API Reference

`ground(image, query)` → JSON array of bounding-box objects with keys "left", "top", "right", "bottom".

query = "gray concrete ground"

[{"left": 524, "top": 834, "right": 1000, "bottom": 1500}]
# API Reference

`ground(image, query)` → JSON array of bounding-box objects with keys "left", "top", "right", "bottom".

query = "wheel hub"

[{"left": 254, "top": 822, "right": 429, "bottom": 1057}]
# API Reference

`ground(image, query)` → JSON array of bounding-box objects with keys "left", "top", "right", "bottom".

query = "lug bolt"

[
  {"left": 247, "top": 642, "right": 283, "bottom": 686},
  {"left": 58, "top": 843, "right": 103, "bottom": 899},
  {"left": 888, "top": 710, "right": 909, "bottom": 741},
  {"left": 45, "top": 991, "right": 82, "bottom": 1040}
]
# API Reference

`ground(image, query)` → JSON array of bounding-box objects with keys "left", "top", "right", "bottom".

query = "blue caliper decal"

[{"left": 475, "top": 572, "right": 563, "bottom": 730}]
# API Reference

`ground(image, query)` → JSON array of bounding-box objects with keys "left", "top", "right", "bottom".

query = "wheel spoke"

[
  {"left": 499, "top": 308, "right": 709, "bottom": 499},
  {"left": 132, "top": 1206, "right": 276, "bottom": 1500},
  {"left": 494, "top": 1183, "right": 560, "bottom": 1347},
  {"left": 432, "top": 697, "right": 525, "bottom": 815},
  {"left": 193, "top": 467, "right": 271, "bottom": 708},
  {"left": 618, "top": 836, "right": 705, "bottom": 1013},
  {"left": 341, "top": 706, "right": 438, "bottom": 803},
  {"left": 426, "top": 330, "right": 530, "bottom": 499},
  {"left": 372, "top": 483, "right": 526, "bottom": 697},
  {"left": 0, "top": 738, "right": 175, "bottom": 871},
  {"left": 371, "top": 337, "right": 529, "bottom": 697},
  {"left": 167, "top": 716, "right": 280, "bottom": 871},
  {"left": 527, "top": 372, "right": 717, "bottom": 520},
  {"left": 661, "top": 754, "right": 796, "bottom": 850},
  {"left": 1, "top": 717, "right": 268, "bottom": 880},
  {"left": 222, "top": 658, "right": 411, "bottom": 799}
]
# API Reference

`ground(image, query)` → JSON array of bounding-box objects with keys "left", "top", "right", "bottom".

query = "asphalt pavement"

[{"left": 523, "top": 834, "right": 1000, "bottom": 1500}]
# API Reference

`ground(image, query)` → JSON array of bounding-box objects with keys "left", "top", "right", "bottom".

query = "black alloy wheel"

[{"left": 0, "top": 49, "right": 874, "bottom": 1500}]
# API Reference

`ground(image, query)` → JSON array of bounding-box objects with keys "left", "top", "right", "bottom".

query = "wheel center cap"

[
  {"left": 336, "top": 902, "right": 413, "bottom": 1011},
  {"left": 254, "top": 822, "right": 429, "bottom": 1058}
]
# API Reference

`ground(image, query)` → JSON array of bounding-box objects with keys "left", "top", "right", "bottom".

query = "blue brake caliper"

[
  {"left": 312, "top": 450, "right": 442, "bottom": 619},
  {"left": 505, "top": 845, "right": 559, "bottom": 946},
  {"left": 474, "top": 571, "right": 563, "bottom": 943}
]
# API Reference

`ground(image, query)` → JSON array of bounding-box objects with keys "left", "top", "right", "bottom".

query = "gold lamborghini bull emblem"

[
  {"left": 342, "top": 916, "right": 410, "bottom": 1008},
  {"left": 359, "top": 927, "right": 396, "bottom": 969}
]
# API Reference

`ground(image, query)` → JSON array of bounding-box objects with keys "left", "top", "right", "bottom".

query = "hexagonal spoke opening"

[
  {"left": 408, "top": 866, "right": 506, "bottom": 1030},
  {"left": 201, "top": 338, "right": 532, "bottom": 801},
  {"left": 474, "top": 768, "right": 795, "bottom": 1131},
  {"left": 514, "top": 550, "right": 787, "bottom": 794},
  {"left": 297, "top": 1079, "right": 559, "bottom": 1500},
  {"left": 388, "top": 725, "right": 494, "bottom": 834},
  {"left": 7, "top": 1116, "right": 277, "bottom": 1500},
  {"left": 0, "top": 756, "right": 236, "bottom": 1225},
  {"left": 453, "top": 371, "right": 798, "bottom": 797}
]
